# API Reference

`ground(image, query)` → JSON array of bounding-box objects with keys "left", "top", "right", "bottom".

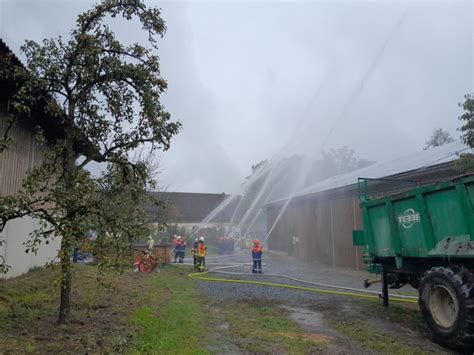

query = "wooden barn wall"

[
  {"left": 267, "top": 204, "right": 296, "bottom": 253},
  {"left": 0, "top": 112, "right": 43, "bottom": 196},
  {"left": 267, "top": 164, "right": 461, "bottom": 270},
  {"left": 285, "top": 205, "right": 297, "bottom": 255},
  {"left": 353, "top": 197, "right": 364, "bottom": 269},
  {"left": 331, "top": 197, "right": 359, "bottom": 268},
  {"left": 312, "top": 199, "right": 333, "bottom": 265},
  {"left": 266, "top": 207, "right": 280, "bottom": 251},
  {"left": 267, "top": 195, "right": 365, "bottom": 269},
  {"left": 293, "top": 201, "right": 314, "bottom": 261}
]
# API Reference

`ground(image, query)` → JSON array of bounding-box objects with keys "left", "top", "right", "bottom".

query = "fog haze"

[{"left": 1, "top": 0, "right": 472, "bottom": 193}]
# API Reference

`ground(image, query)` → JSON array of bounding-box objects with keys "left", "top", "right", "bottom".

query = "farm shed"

[
  {"left": 265, "top": 142, "right": 471, "bottom": 269},
  {"left": 0, "top": 38, "right": 67, "bottom": 277},
  {"left": 147, "top": 192, "right": 234, "bottom": 223},
  {"left": 146, "top": 191, "right": 240, "bottom": 233}
]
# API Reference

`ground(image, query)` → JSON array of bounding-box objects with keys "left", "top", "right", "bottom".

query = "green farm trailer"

[{"left": 353, "top": 175, "right": 474, "bottom": 349}]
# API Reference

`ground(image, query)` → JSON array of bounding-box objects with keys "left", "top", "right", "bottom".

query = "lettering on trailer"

[{"left": 397, "top": 208, "right": 421, "bottom": 229}]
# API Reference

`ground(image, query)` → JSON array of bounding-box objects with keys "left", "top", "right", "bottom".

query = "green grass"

[
  {"left": 0, "top": 268, "right": 56, "bottom": 331},
  {"left": 1, "top": 262, "right": 427, "bottom": 354},
  {"left": 0, "top": 264, "right": 211, "bottom": 354},
  {"left": 129, "top": 266, "right": 209, "bottom": 354},
  {"left": 329, "top": 318, "right": 427, "bottom": 354},
  {"left": 386, "top": 303, "right": 425, "bottom": 330},
  {"left": 222, "top": 301, "right": 328, "bottom": 353},
  {"left": 27, "top": 265, "right": 44, "bottom": 273}
]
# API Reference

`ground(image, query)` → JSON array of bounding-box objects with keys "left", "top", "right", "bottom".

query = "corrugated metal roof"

[{"left": 269, "top": 141, "right": 470, "bottom": 205}]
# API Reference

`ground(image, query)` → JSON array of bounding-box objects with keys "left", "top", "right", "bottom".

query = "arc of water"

[
  {"left": 231, "top": 70, "right": 336, "bottom": 240},
  {"left": 190, "top": 10, "right": 407, "bottom": 248},
  {"left": 264, "top": 157, "right": 313, "bottom": 243},
  {"left": 240, "top": 163, "right": 296, "bottom": 239},
  {"left": 263, "top": 11, "right": 407, "bottom": 244},
  {"left": 189, "top": 193, "right": 240, "bottom": 239},
  {"left": 235, "top": 160, "right": 284, "bottom": 233},
  {"left": 190, "top": 160, "right": 274, "bottom": 239},
  {"left": 223, "top": 161, "right": 274, "bottom": 236},
  {"left": 321, "top": 11, "right": 406, "bottom": 149}
]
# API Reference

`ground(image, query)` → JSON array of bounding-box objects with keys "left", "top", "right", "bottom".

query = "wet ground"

[
  {"left": 204, "top": 251, "right": 417, "bottom": 296},
  {"left": 194, "top": 251, "right": 457, "bottom": 354}
]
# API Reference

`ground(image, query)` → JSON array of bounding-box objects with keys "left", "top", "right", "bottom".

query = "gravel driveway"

[
  {"left": 197, "top": 250, "right": 417, "bottom": 303},
  {"left": 193, "top": 250, "right": 456, "bottom": 354}
]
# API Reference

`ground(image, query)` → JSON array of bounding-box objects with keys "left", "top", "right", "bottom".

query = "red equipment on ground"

[{"left": 133, "top": 250, "right": 157, "bottom": 273}]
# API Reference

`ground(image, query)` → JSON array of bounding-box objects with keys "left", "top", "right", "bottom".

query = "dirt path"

[
  {"left": 283, "top": 306, "right": 378, "bottom": 354},
  {"left": 0, "top": 256, "right": 462, "bottom": 353},
  {"left": 197, "top": 252, "right": 458, "bottom": 354},
  {"left": 204, "top": 304, "right": 244, "bottom": 354}
]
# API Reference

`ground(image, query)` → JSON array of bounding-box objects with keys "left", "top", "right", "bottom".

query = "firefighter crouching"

[
  {"left": 196, "top": 237, "right": 207, "bottom": 272},
  {"left": 251, "top": 239, "right": 263, "bottom": 274}
]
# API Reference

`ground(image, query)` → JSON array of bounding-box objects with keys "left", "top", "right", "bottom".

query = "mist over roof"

[{"left": 268, "top": 141, "right": 470, "bottom": 205}]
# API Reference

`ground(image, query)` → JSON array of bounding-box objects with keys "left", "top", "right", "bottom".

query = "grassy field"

[
  {"left": 0, "top": 264, "right": 325, "bottom": 354},
  {"left": 329, "top": 318, "right": 426, "bottom": 354},
  {"left": 221, "top": 299, "right": 328, "bottom": 353}
]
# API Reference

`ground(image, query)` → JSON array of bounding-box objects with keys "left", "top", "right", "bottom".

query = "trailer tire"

[{"left": 419, "top": 266, "right": 474, "bottom": 350}]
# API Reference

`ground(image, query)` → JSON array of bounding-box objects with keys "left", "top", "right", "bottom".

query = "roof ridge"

[
  {"left": 266, "top": 141, "right": 470, "bottom": 205},
  {"left": 0, "top": 37, "right": 24, "bottom": 67}
]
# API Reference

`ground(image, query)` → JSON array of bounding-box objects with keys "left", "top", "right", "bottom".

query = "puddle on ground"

[
  {"left": 282, "top": 306, "right": 384, "bottom": 354},
  {"left": 282, "top": 306, "right": 338, "bottom": 337}
]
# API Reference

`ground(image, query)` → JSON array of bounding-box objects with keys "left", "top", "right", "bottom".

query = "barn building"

[
  {"left": 0, "top": 38, "right": 63, "bottom": 277},
  {"left": 147, "top": 191, "right": 240, "bottom": 234},
  {"left": 265, "top": 142, "right": 471, "bottom": 269}
]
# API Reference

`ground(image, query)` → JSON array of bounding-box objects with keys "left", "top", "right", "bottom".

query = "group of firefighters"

[
  {"left": 171, "top": 235, "right": 264, "bottom": 274},
  {"left": 172, "top": 235, "right": 187, "bottom": 263},
  {"left": 172, "top": 235, "right": 208, "bottom": 272}
]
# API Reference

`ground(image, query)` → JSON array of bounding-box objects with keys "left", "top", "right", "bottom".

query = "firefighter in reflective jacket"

[
  {"left": 173, "top": 236, "right": 180, "bottom": 263},
  {"left": 176, "top": 237, "right": 186, "bottom": 263},
  {"left": 191, "top": 238, "right": 199, "bottom": 268},
  {"left": 196, "top": 237, "right": 207, "bottom": 272},
  {"left": 251, "top": 239, "right": 263, "bottom": 274}
]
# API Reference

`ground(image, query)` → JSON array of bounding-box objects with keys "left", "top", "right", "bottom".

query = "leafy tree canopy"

[
  {"left": 459, "top": 94, "right": 474, "bottom": 148},
  {"left": 424, "top": 128, "right": 454, "bottom": 150},
  {"left": 456, "top": 93, "right": 474, "bottom": 173},
  {"left": 0, "top": 0, "right": 181, "bottom": 324}
]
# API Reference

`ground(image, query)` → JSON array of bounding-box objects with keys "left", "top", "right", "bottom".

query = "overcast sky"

[{"left": 1, "top": 0, "right": 472, "bottom": 194}]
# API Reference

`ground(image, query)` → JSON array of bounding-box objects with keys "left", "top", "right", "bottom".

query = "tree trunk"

[
  {"left": 57, "top": 236, "right": 72, "bottom": 324},
  {"left": 58, "top": 103, "right": 76, "bottom": 325}
]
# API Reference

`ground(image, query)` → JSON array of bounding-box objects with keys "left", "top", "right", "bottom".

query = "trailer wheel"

[{"left": 419, "top": 267, "right": 474, "bottom": 350}]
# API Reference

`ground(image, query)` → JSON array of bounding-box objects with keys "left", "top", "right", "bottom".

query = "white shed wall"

[{"left": 0, "top": 216, "right": 61, "bottom": 278}]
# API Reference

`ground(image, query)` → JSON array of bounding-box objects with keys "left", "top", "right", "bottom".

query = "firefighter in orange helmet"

[{"left": 251, "top": 239, "right": 263, "bottom": 274}]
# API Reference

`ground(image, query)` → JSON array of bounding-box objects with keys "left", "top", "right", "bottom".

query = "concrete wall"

[{"left": 0, "top": 216, "right": 61, "bottom": 278}]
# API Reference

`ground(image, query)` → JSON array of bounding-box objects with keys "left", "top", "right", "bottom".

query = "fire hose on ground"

[{"left": 182, "top": 260, "right": 419, "bottom": 304}]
